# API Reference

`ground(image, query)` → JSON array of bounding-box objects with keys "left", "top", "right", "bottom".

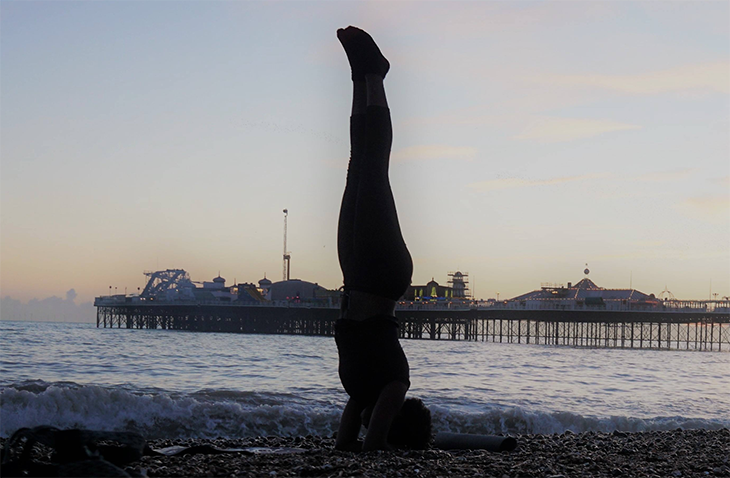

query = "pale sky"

[{"left": 2, "top": 1, "right": 729, "bottom": 307}]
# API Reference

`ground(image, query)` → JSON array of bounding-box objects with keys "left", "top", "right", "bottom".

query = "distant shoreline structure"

[{"left": 94, "top": 268, "right": 730, "bottom": 314}]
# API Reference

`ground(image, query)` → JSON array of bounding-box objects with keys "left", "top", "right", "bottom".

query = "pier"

[
  {"left": 96, "top": 300, "right": 730, "bottom": 352},
  {"left": 96, "top": 269, "right": 730, "bottom": 351}
]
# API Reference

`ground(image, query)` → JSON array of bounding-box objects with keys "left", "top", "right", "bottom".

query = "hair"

[{"left": 388, "top": 397, "right": 432, "bottom": 449}]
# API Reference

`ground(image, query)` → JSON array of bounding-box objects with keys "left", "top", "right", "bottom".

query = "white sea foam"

[
  {"left": 2, "top": 321, "right": 728, "bottom": 440},
  {"left": 2, "top": 382, "right": 727, "bottom": 440}
]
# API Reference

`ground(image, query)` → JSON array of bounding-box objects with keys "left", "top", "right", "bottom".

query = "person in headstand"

[{"left": 334, "top": 26, "right": 431, "bottom": 452}]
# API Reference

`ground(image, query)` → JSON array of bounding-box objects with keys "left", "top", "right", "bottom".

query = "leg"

[
  {"left": 336, "top": 72, "right": 387, "bottom": 272},
  {"left": 335, "top": 397, "right": 365, "bottom": 451},
  {"left": 337, "top": 28, "right": 412, "bottom": 302},
  {"left": 347, "top": 98, "right": 412, "bottom": 300},
  {"left": 337, "top": 81, "right": 366, "bottom": 282},
  {"left": 336, "top": 25, "right": 387, "bottom": 274}
]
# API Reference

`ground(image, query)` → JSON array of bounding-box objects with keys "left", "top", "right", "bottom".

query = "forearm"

[
  {"left": 362, "top": 380, "right": 408, "bottom": 451},
  {"left": 335, "top": 398, "right": 364, "bottom": 450}
]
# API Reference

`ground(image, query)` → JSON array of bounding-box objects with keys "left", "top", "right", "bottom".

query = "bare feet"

[{"left": 337, "top": 26, "right": 390, "bottom": 81}]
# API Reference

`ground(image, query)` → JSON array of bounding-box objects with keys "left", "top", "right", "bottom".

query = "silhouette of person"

[{"left": 334, "top": 26, "right": 431, "bottom": 452}]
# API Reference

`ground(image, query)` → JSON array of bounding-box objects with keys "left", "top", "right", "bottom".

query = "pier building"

[
  {"left": 507, "top": 276, "right": 658, "bottom": 311},
  {"left": 266, "top": 278, "right": 337, "bottom": 303},
  {"left": 403, "top": 271, "right": 470, "bottom": 301}
]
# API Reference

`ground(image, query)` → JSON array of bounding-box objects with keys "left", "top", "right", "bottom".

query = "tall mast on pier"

[{"left": 282, "top": 209, "right": 291, "bottom": 281}]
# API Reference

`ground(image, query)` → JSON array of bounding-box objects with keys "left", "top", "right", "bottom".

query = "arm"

[
  {"left": 362, "top": 380, "right": 408, "bottom": 451},
  {"left": 335, "top": 397, "right": 364, "bottom": 451}
]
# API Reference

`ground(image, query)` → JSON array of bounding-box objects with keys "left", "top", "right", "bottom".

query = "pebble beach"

[
  {"left": 76, "top": 428, "right": 730, "bottom": 477},
  {"left": 4, "top": 424, "right": 730, "bottom": 478}
]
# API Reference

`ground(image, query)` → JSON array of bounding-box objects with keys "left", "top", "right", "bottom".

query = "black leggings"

[{"left": 337, "top": 106, "right": 413, "bottom": 301}]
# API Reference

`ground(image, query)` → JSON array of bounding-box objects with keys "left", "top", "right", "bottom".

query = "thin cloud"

[
  {"left": 596, "top": 245, "right": 730, "bottom": 261},
  {"left": 595, "top": 249, "right": 729, "bottom": 261},
  {"left": 468, "top": 173, "right": 608, "bottom": 192},
  {"left": 321, "top": 157, "right": 348, "bottom": 170},
  {"left": 552, "top": 61, "right": 729, "bottom": 95},
  {"left": 514, "top": 117, "right": 641, "bottom": 143},
  {"left": 675, "top": 195, "right": 730, "bottom": 224},
  {"left": 240, "top": 121, "right": 341, "bottom": 145},
  {"left": 632, "top": 240, "right": 665, "bottom": 248},
  {"left": 382, "top": 2, "right": 616, "bottom": 39},
  {"left": 632, "top": 168, "right": 698, "bottom": 182},
  {"left": 398, "top": 109, "right": 504, "bottom": 129},
  {"left": 392, "top": 144, "right": 477, "bottom": 162}
]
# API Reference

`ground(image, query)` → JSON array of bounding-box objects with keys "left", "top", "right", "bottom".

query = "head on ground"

[{"left": 388, "top": 397, "right": 432, "bottom": 449}]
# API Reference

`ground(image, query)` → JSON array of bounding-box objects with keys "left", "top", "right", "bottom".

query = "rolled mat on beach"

[{"left": 433, "top": 432, "right": 518, "bottom": 451}]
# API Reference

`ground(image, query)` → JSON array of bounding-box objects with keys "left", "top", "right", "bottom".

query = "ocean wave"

[
  {"left": 429, "top": 405, "right": 729, "bottom": 436},
  {"left": 2, "top": 381, "right": 728, "bottom": 440},
  {"left": 0, "top": 381, "right": 339, "bottom": 439}
]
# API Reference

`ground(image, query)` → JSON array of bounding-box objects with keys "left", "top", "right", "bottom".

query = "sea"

[{"left": 1, "top": 320, "right": 728, "bottom": 440}]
